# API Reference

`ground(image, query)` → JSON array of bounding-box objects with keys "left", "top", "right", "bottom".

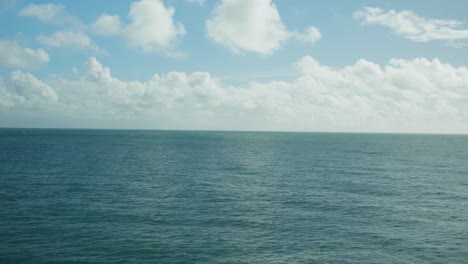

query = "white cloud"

[
  {"left": 91, "top": 14, "right": 121, "bottom": 36},
  {"left": 1, "top": 56, "right": 468, "bottom": 133},
  {"left": 85, "top": 57, "right": 112, "bottom": 83},
  {"left": 18, "top": 3, "right": 79, "bottom": 25},
  {"left": 206, "top": 0, "right": 288, "bottom": 54},
  {"left": 91, "top": 0, "right": 185, "bottom": 53},
  {"left": 19, "top": 3, "right": 64, "bottom": 22},
  {"left": 19, "top": 4, "right": 100, "bottom": 52},
  {"left": 206, "top": 0, "right": 320, "bottom": 54},
  {"left": 292, "top": 26, "right": 322, "bottom": 44},
  {"left": 0, "top": 40, "right": 49, "bottom": 68},
  {"left": 124, "top": 0, "right": 185, "bottom": 51},
  {"left": 0, "top": 71, "right": 58, "bottom": 109},
  {"left": 354, "top": 7, "right": 468, "bottom": 46},
  {"left": 37, "top": 30, "right": 97, "bottom": 50}
]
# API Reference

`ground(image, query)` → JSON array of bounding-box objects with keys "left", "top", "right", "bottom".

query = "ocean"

[{"left": 1, "top": 129, "right": 467, "bottom": 263}]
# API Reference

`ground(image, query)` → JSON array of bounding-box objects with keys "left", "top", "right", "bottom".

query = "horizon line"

[{"left": 1, "top": 126, "right": 467, "bottom": 136}]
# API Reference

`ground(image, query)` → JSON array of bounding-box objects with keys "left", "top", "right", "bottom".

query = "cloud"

[
  {"left": 124, "top": 0, "right": 186, "bottom": 51},
  {"left": 0, "top": 71, "right": 58, "bottom": 109},
  {"left": 206, "top": 0, "right": 288, "bottom": 54},
  {"left": 18, "top": 3, "right": 80, "bottom": 26},
  {"left": 292, "top": 26, "right": 322, "bottom": 44},
  {"left": 354, "top": 7, "right": 468, "bottom": 46},
  {"left": 91, "top": 14, "right": 121, "bottom": 36},
  {"left": 19, "top": 3, "right": 64, "bottom": 22},
  {"left": 19, "top": 4, "right": 101, "bottom": 52},
  {"left": 91, "top": 0, "right": 185, "bottom": 53},
  {"left": 1, "top": 56, "right": 468, "bottom": 133},
  {"left": 37, "top": 30, "right": 98, "bottom": 51},
  {"left": 206, "top": 0, "right": 320, "bottom": 54},
  {"left": 85, "top": 57, "right": 112, "bottom": 83},
  {"left": 0, "top": 40, "right": 49, "bottom": 68}
]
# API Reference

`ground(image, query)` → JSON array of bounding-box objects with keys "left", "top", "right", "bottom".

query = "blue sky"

[{"left": 1, "top": 0, "right": 468, "bottom": 132}]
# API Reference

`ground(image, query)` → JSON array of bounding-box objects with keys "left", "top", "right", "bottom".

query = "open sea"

[{"left": 0, "top": 129, "right": 467, "bottom": 263}]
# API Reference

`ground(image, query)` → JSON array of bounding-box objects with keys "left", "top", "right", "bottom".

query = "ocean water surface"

[{"left": 1, "top": 129, "right": 467, "bottom": 263}]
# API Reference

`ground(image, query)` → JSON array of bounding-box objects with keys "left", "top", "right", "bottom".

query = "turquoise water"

[{"left": 1, "top": 129, "right": 467, "bottom": 263}]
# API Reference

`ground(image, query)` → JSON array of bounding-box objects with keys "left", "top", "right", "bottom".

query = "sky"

[{"left": 0, "top": 0, "right": 468, "bottom": 133}]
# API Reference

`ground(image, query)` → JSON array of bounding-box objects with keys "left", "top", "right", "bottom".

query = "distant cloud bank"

[{"left": 1, "top": 56, "right": 467, "bottom": 133}]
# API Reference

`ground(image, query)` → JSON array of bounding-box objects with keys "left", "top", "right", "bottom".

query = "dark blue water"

[{"left": 1, "top": 129, "right": 467, "bottom": 263}]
